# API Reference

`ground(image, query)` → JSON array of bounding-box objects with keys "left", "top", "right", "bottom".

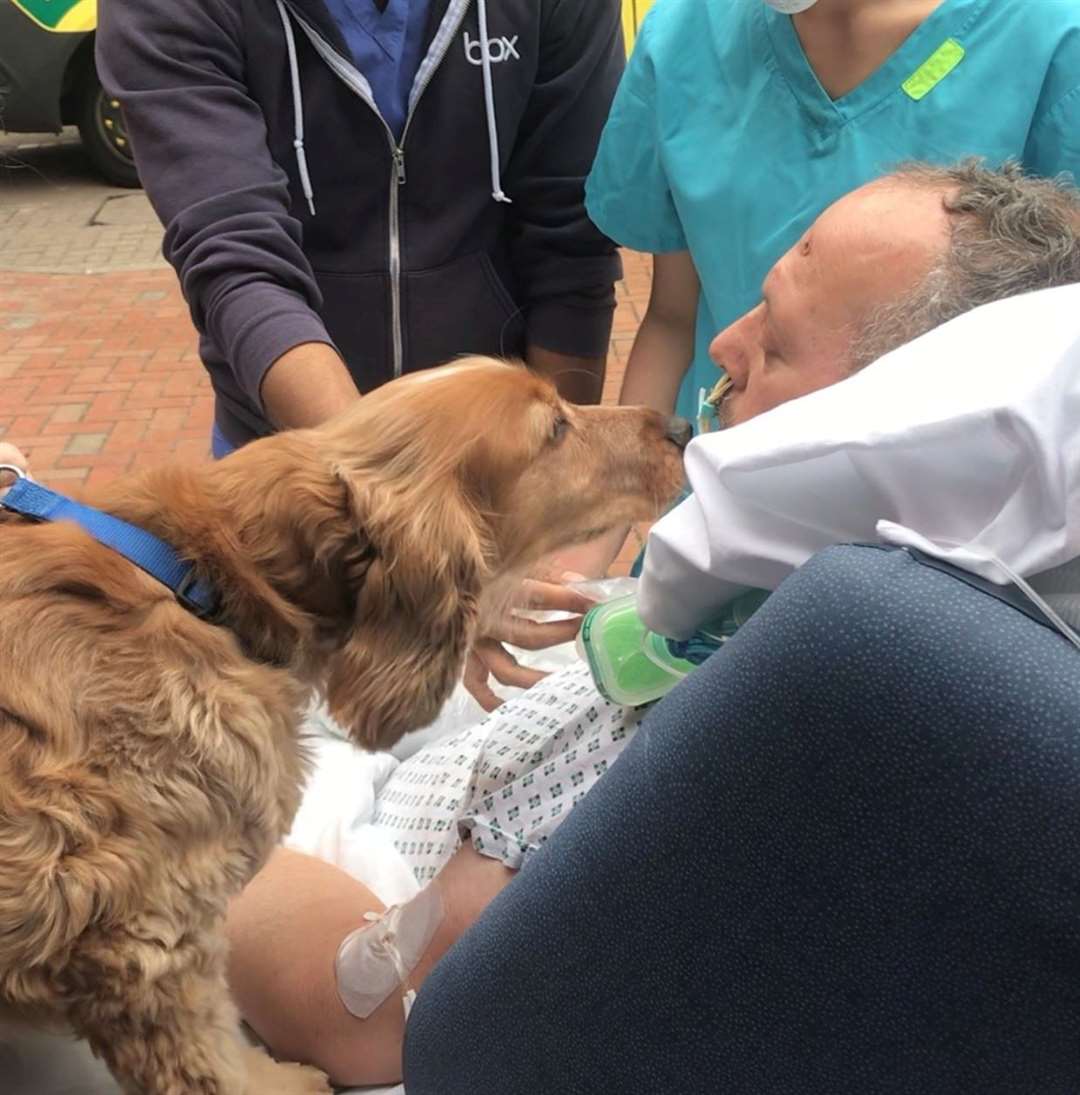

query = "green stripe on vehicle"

[{"left": 8, "top": 0, "right": 96, "bottom": 33}]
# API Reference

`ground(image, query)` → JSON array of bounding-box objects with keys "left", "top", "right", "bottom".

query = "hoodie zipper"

[{"left": 286, "top": 1, "right": 473, "bottom": 379}]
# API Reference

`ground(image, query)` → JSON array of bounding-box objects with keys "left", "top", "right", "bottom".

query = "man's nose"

[
  {"left": 709, "top": 328, "right": 741, "bottom": 380},
  {"left": 708, "top": 328, "right": 725, "bottom": 365},
  {"left": 709, "top": 304, "right": 760, "bottom": 380},
  {"left": 665, "top": 416, "right": 693, "bottom": 449}
]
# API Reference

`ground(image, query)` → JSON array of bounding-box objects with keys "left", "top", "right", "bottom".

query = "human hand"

[
  {"left": 463, "top": 577, "right": 597, "bottom": 712},
  {"left": 0, "top": 444, "right": 29, "bottom": 486},
  {"left": 545, "top": 524, "right": 635, "bottom": 583}
]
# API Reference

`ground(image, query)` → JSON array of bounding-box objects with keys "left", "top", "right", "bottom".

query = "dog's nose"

[{"left": 665, "top": 416, "right": 693, "bottom": 449}]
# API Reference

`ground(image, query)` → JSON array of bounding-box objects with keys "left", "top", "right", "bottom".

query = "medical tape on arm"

[{"left": 335, "top": 883, "right": 445, "bottom": 1021}]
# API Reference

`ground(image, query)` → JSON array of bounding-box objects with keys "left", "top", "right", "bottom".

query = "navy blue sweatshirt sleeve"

[
  {"left": 505, "top": 0, "right": 624, "bottom": 360},
  {"left": 95, "top": 0, "right": 336, "bottom": 413}
]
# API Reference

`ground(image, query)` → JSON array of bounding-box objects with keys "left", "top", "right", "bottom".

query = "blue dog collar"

[{"left": 0, "top": 470, "right": 219, "bottom": 619}]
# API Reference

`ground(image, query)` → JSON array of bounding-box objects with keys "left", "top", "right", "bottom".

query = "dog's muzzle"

[{"left": 665, "top": 417, "right": 694, "bottom": 449}]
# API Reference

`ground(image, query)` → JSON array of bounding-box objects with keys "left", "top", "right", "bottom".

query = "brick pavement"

[
  {"left": 0, "top": 269, "right": 213, "bottom": 489},
  {"left": 0, "top": 131, "right": 653, "bottom": 568},
  {"left": 0, "top": 251, "right": 653, "bottom": 566},
  {"left": 0, "top": 253, "right": 651, "bottom": 485},
  {"left": 0, "top": 130, "right": 166, "bottom": 274}
]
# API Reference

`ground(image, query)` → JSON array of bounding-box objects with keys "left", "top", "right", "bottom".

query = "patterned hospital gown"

[{"left": 371, "top": 664, "right": 644, "bottom": 881}]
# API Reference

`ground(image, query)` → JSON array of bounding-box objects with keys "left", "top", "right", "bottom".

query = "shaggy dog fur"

[{"left": 0, "top": 359, "right": 686, "bottom": 1094}]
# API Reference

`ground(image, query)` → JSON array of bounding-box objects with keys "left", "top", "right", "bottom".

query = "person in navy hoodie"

[
  {"left": 97, "top": 0, "right": 624, "bottom": 703},
  {"left": 97, "top": 0, "right": 624, "bottom": 456}
]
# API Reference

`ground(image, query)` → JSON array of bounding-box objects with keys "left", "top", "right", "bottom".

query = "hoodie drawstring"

[
  {"left": 276, "top": 0, "right": 317, "bottom": 216},
  {"left": 476, "top": 0, "right": 512, "bottom": 204},
  {"left": 277, "top": 0, "right": 507, "bottom": 209}
]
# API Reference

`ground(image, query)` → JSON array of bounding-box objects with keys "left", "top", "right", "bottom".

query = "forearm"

[
  {"left": 226, "top": 844, "right": 512, "bottom": 1086},
  {"left": 527, "top": 345, "right": 606, "bottom": 405},
  {"left": 619, "top": 250, "right": 699, "bottom": 415},
  {"left": 618, "top": 311, "right": 695, "bottom": 414},
  {"left": 507, "top": 0, "right": 622, "bottom": 400},
  {"left": 97, "top": 0, "right": 334, "bottom": 429},
  {"left": 260, "top": 342, "right": 361, "bottom": 429},
  {"left": 545, "top": 526, "right": 632, "bottom": 580},
  {"left": 410, "top": 843, "right": 515, "bottom": 989},
  {"left": 226, "top": 848, "right": 402, "bottom": 1083}
]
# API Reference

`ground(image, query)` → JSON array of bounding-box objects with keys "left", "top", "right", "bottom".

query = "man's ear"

[{"left": 325, "top": 469, "right": 489, "bottom": 750}]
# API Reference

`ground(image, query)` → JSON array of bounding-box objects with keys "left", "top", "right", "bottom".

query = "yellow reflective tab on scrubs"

[{"left": 902, "top": 39, "right": 966, "bottom": 101}]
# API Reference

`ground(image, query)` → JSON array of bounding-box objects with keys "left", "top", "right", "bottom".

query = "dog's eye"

[{"left": 552, "top": 416, "right": 569, "bottom": 441}]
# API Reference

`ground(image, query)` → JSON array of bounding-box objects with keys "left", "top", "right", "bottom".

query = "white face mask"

[{"left": 762, "top": 0, "right": 820, "bottom": 13}]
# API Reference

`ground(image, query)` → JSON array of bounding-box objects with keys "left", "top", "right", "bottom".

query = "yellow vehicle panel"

[{"left": 622, "top": 0, "right": 654, "bottom": 53}]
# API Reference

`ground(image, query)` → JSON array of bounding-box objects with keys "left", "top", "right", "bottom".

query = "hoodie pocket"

[
  {"left": 314, "top": 270, "right": 394, "bottom": 393},
  {"left": 404, "top": 252, "right": 526, "bottom": 371}
]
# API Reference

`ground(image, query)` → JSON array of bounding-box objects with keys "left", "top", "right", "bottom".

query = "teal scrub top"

[{"left": 586, "top": 0, "right": 1080, "bottom": 424}]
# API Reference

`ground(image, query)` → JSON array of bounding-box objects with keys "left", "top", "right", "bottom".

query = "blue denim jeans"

[{"left": 211, "top": 424, "right": 235, "bottom": 461}]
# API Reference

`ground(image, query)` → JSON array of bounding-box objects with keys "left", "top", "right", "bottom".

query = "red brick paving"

[
  {"left": 0, "top": 250, "right": 653, "bottom": 568},
  {"left": 0, "top": 269, "right": 213, "bottom": 489}
]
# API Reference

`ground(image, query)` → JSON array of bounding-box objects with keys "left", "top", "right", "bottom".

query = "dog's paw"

[
  {"left": 243, "top": 1048, "right": 332, "bottom": 1094},
  {"left": 274, "top": 1062, "right": 333, "bottom": 1094}
]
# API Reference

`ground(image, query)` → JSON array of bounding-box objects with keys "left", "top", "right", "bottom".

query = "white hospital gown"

[{"left": 371, "top": 664, "right": 643, "bottom": 880}]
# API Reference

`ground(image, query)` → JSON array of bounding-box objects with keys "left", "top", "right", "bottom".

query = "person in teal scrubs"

[{"left": 586, "top": 0, "right": 1080, "bottom": 424}]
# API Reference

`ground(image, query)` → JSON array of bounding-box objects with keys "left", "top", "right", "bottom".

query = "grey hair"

[{"left": 849, "top": 159, "right": 1080, "bottom": 372}]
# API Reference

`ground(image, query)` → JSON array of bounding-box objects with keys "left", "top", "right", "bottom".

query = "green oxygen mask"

[{"left": 577, "top": 588, "right": 769, "bottom": 706}]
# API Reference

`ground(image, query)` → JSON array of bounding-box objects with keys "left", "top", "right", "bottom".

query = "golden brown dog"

[{"left": 0, "top": 359, "right": 687, "bottom": 1094}]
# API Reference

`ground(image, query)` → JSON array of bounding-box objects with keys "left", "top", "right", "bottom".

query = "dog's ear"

[{"left": 325, "top": 467, "right": 489, "bottom": 750}]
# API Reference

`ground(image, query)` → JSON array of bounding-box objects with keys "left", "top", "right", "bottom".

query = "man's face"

[{"left": 710, "top": 180, "right": 951, "bottom": 428}]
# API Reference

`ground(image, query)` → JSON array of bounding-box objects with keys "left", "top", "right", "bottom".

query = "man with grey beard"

[
  {"left": 636, "top": 158, "right": 1080, "bottom": 636},
  {"left": 708, "top": 160, "right": 1080, "bottom": 431},
  {"left": 551, "top": 158, "right": 1080, "bottom": 604}
]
